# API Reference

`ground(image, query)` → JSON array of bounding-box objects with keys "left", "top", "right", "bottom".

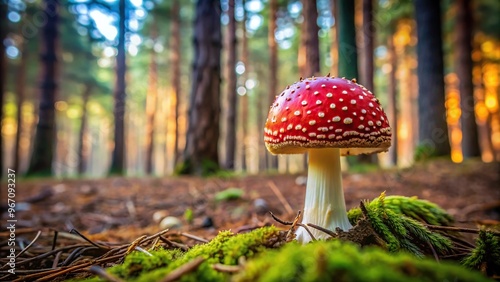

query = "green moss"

[
  {"left": 463, "top": 230, "right": 500, "bottom": 276},
  {"left": 348, "top": 194, "right": 454, "bottom": 226},
  {"left": 347, "top": 193, "right": 452, "bottom": 256},
  {"left": 234, "top": 240, "right": 491, "bottom": 282},
  {"left": 80, "top": 226, "right": 282, "bottom": 282}
]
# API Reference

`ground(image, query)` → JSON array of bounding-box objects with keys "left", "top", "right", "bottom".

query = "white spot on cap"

[
  {"left": 342, "top": 90, "right": 348, "bottom": 94},
  {"left": 326, "top": 93, "right": 333, "bottom": 98},
  {"left": 309, "top": 132, "right": 316, "bottom": 137},
  {"left": 321, "top": 84, "right": 326, "bottom": 88},
  {"left": 372, "top": 112, "right": 376, "bottom": 116},
  {"left": 342, "top": 106, "right": 348, "bottom": 111},
  {"left": 287, "top": 124, "right": 293, "bottom": 130},
  {"left": 360, "top": 117, "right": 365, "bottom": 120},
  {"left": 318, "top": 112, "right": 325, "bottom": 118},
  {"left": 279, "top": 128, "right": 285, "bottom": 133},
  {"left": 368, "top": 121, "right": 374, "bottom": 126},
  {"left": 350, "top": 88, "right": 356, "bottom": 91},
  {"left": 294, "top": 110, "right": 301, "bottom": 116},
  {"left": 306, "top": 110, "right": 311, "bottom": 115},
  {"left": 358, "top": 125, "right": 365, "bottom": 129},
  {"left": 314, "top": 91, "right": 319, "bottom": 95},
  {"left": 376, "top": 121, "right": 382, "bottom": 126},
  {"left": 333, "top": 85, "right": 337, "bottom": 89},
  {"left": 281, "top": 117, "right": 287, "bottom": 122},
  {"left": 343, "top": 118, "right": 353, "bottom": 124},
  {"left": 316, "top": 100, "right": 322, "bottom": 105},
  {"left": 359, "top": 95, "right": 364, "bottom": 99},
  {"left": 306, "top": 85, "right": 311, "bottom": 89},
  {"left": 339, "top": 98, "right": 344, "bottom": 102},
  {"left": 361, "top": 109, "right": 367, "bottom": 114},
  {"left": 309, "top": 120, "right": 316, "bottom": 125},
  {"left": 369, "top": 102, "right": 374, "bottom": 107},
  {"left": 335, "top": 129, "right": 342, "bottom": 133},
  {"left": 295, "top": 124, "right": 302, "bottom": 130},
  {"left": 332, "top": 116, "right": 341, "bottom": 122},
  {"left": 330, "top": 103, "right": 336, "bottom": 109},
  {"left": 317, "top": 134, "right": 326, "bottom": 139},
  {"left": 350, "top": 100, "right": 356, "bottom": 104},
  {"left": 302, "top": 128, "right": 307, "bottom": 132},
  {"left": 328, "top": 134, "right": 335, "bottom": 139},
  {"left": 301, "top": 101, "right": 308, "bottom": 106}
]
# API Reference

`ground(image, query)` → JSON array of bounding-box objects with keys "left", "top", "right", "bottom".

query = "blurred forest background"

[{"left": 0, "top": 0, "right": 499, "bottom": 177}]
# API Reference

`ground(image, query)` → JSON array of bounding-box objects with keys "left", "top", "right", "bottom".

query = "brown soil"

[{"left": 5, "top": 160, "right": 500, "bottom": 243}]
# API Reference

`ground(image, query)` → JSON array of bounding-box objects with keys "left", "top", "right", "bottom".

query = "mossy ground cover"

[{"left": 70, "top": 195, "right": 497, "bottom": 282}]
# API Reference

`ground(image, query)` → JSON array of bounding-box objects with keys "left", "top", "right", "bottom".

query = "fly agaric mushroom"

[{"left": 264, "top": 76, "right": 391, "bottom": 243}]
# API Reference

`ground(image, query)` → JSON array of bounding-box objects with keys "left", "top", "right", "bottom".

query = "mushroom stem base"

[{"left": 296, "top": 148, "right": 352, "bottom": 243}]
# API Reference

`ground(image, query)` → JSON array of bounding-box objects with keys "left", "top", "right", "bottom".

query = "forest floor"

[
  {"left": 7, "top": 159, "right": 500, "bottom": 242},
  {"left": 1, "top": 159, "right": 500, "bottom": 281}
]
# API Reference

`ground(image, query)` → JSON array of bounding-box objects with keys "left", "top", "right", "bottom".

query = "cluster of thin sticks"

[{"left": 0, "top": 228, "right": 212, "bottom": 282}]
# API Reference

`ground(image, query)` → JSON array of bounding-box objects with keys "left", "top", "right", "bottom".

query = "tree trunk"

[
  {"left": 14, "top": 43, "right": 27, "bottom": 172},
  {"left": 302, "top": 0, "right": 320, "bottom": 76},
  {"left": 337, "top": 0, "right": 358, "bottom": 80},
  {"left": 0, "top": 1, "right": 6, "bottom": 177},
  {"left": 224, "top": 0, "right": 238, "bottom": 170},
  {"left": 77, "top": 84, "right": 91, "bottom": 174},
  {"left": 240, "top": 0, "right": 249, "bottom": 171},
  {"left": 181, "top": 0, "right": 222, "bottom": 175},
  {"left": 145, "top": 21, "right": 158, "bottom": 175},
  {"left": 456, "top": 0, "right": 480, "bottom": 159},
  {"left": 387, "top": 32, "right": 398, "bottom": 166},
  {"left": 109, "top": 0, "right": 127, "bottom": 175},
  {"left": 358, "top": 0, "right": 378, "bottom": 164},
  {"left": 170, "top": 0, "right": 181, "bottom": 167},
  {"left": 414, "top": 0, "right": 451, "bottom": 157},
  {"left": 27, "top": 0, "right": 59, "bottom": 176},
  {"left": 330, "top": 0, "right": 338, "bottom": 76},
  {"left": 267, "top": 0, "right": 278, "bottom": 170}
]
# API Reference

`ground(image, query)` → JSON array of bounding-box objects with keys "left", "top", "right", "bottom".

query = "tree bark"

[
  {"left": 302, "top": 0, "right": 320, "bottom": 77},
  {"left": 170, "top": 0, "right": 181, "bottom": 167},
  {"left": 145, "top": 20, "right": 158, "bottom": 175},
  {"left": 456, "top": 0, "right": 480, "bottom": 159},
  {"left": 414, "top": 0, "right": 451, "bottom": 157},
  {"left": 267, "top": 0, "right": 279, "bottom": 170},
  {"left": 27, "top": 0, "right": 59, "bottom": 176},
  {"left": 387, "top": 32, "right": 398, "bottom": 166},
  {"left": 337, "top": 0, "right": 358, "bottom": 80},
  {"left": 77, "top": 84, "right": 91, "bottom": 174},
  {"left": 240, "top": 0, "right": 249, "bottom": 171},
  {"left": 14, "top": 43, "right": 28, "bottom": 172},
  {"left": 181, "top": 0, "right": 222, "bottom": 175},
  {"left": 224, "top": 0, "right": 238, "bottom": 170},
  {"left": 358, "top": 0, "right": 378, "bottom": 164},
  {"left": 109, "top": 0, "right": 127, "bottom": 174}
]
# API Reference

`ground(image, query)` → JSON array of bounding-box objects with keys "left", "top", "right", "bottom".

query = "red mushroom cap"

[{"left": 264, "top": 76, "right": 392, "bottom": 156}]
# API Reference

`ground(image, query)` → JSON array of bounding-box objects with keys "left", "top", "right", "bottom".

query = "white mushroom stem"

[{"left": 295, "top": 148, "right": 353, "bottom": 243}]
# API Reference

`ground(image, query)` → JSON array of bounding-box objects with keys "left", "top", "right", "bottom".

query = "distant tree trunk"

[
  {"left": 181, "top": 0, "right": 222, "bottom": 175},
  {"left": 414, "top": 0, "right": 451, "bottom": 157},
  {"left": 77, "top": 84, "right": 91, "bottom": 174},
  {"left": 330, "top": 0, "right": 338, "bottom": 76},
  {"left": 145, "top": 21, "right": 158, "bottom": 175},
  {"left": 27, "top": 0, "right": 59, "bottom": 176},
  {"left": 170, "top": 0, "right": 181, "bottom": 166},
  {"left": 359, "top": 0, "right": 377, "bottom": 164},
  {"left": 387, "top": 32, "right": 398, "bottom": 166},
  {"left": 240, "top": 0, "right": 249, "bottom": 171},
  {"left": 14, "top": 43, "right": 28, "bottom": 172},
  {"left": 337, "top": 0, "right": 358, "bottom": 80},
  {"left": 267, "top": 0, "right": 278, "bottom": 170},
  {"left": 109, "top": 0, "right": 127, "bottom": 174},
  {"left": 302, "top": 0, "right": 320, "bottom": 76},
  {"left": 224, "top": 0, "right": 238, "bottom": 170},
  {"left": 456, "top": 0, "right": 480, "bottom": 159},
  {"left": 0, "top": 1, "right": 6, "bottom": 177}
]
